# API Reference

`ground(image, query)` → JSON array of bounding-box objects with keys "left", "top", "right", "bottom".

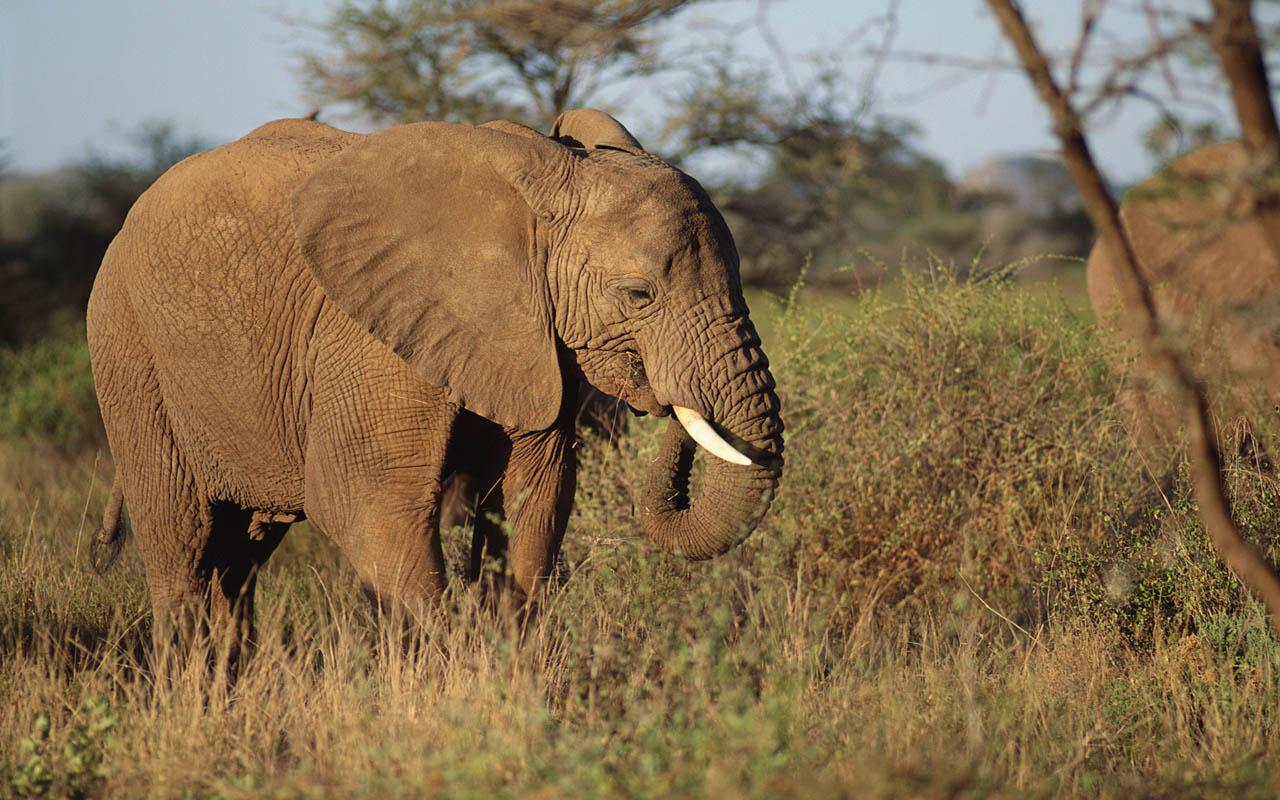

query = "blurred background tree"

[
  {"left": 659, "top": 48, "right": 982, "bottom": 286},
  {"left": 0, "top": 122, "right": 207, "bottom": 345}
]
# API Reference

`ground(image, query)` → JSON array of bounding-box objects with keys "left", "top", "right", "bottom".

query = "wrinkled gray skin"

[
  {"left": 87, "top": 109, "right": 784, "bottom": 658},
  {"left": 1087, "top": 140, "right": 1280, "bottom": 458}
]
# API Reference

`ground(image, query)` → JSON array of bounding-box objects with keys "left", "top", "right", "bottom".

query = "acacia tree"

[
  {"left": 300, "top": 0, "right": 695, "bottom": 127},
  {"left": 986, "top": 0, "right": 1280, "bottom": 631}
]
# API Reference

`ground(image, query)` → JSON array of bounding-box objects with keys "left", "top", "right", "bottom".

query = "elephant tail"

[{"left": 89, "top": 478, "right": 126, "bottom": 573}]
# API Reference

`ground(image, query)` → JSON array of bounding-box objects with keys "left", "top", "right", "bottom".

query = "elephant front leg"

[{"left": 503, "top": 426, "right": 577, "bottom": 598}]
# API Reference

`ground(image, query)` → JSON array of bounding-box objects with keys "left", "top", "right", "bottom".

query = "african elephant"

[
  {"left": 1086, "top": 140, "right": 1280, "bottom": 458},
  {"left": 87, "top": 108, "right": 784, "bottom": 656}
]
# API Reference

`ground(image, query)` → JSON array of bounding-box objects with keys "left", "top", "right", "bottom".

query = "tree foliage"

[{"left": 301, "top": 0, "right": 694, "bottom": 127}]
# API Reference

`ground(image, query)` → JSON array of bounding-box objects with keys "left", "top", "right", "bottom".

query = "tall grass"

[{"left": 3, "top": 272, "right": 1280, "bottom": 797}]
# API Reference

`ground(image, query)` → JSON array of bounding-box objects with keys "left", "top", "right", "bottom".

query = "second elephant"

[{"left": 1087, "top": 140, "right": 1280, "bottom": 458}]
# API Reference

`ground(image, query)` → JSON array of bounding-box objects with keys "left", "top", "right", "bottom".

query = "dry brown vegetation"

[{"left": 4, "top": 271, "right": 1280, "bottom": 797}]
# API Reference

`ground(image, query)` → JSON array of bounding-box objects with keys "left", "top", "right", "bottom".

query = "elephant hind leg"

[
  {"left": 135, "top": 502, "right": 288, "bottom": 678},
  {"left": 200, "top": 503, "right": 290, "bottom": 666},
  {"left": 91, "top": 325, "right": 215, "bottom": 666},
  {"left": 116, "top": 465, "right": 217, "bottom": 672},
  {"left": 130, "top": 490, "right": 287, "bottom": 676},
  {"left": 91, "top": 282, "right": 284, "bottom": 675},
  {"left": 107, "top": 410, "right": 283, "bottom": 673}
]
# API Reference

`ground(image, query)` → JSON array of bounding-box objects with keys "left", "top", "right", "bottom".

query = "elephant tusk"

[{"left": 672, "top": 406, "right": 753, "bottom": 466}]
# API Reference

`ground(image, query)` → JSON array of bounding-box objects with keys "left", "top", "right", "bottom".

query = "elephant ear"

[
  {"left": 292, "top": 122, "right": 576, "bottom": 431},
  {"left": 551, "top": 109, "right": 645, "bottom": 154}
]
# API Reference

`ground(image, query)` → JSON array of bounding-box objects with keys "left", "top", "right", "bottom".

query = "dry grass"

[{"left": 3, "top": 271, "right": 1280, "bottom": 797}]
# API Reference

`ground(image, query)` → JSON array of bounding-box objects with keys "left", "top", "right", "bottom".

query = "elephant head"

[{"left": 291, "top": 109, "right": 783, "bottom": 560}]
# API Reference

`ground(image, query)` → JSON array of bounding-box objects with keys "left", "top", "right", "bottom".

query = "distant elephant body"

[
  {"left": 87, "top": 110, "right": 783, "bottom": 654},
  {"left": 1086, "top": 140, "right": 1280, "bottom": 452}
]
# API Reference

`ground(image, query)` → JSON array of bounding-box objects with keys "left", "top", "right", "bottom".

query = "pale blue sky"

[{"left": 0, "top": 1, "right": 1237, "bottom": 181}]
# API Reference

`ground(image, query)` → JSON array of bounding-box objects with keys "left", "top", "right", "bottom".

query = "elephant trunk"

[{"left": 637, "top": 352, "right": 783, "bottom": 560}]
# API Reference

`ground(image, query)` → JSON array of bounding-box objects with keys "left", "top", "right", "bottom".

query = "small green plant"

[
  {"left": 9, "top": 700, "right": 117, "bottom": 799},
  {"left": 10, "top": 713, "right": 52, "bottom": 798}
]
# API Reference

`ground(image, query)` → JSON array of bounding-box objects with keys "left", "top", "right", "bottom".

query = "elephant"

[
  {"left": 86, "top": 108, "right": 784, "bottom": 658},
  {"left": 1086, "top": 140, "right": 1280, "bottom": 461}
]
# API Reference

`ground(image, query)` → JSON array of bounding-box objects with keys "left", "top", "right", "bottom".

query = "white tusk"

[{"left": 672, "top": 406, "right": 753, "bottom": 466}]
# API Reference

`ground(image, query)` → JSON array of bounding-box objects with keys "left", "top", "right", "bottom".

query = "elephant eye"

[
  {"left": 615, "top": 281, "right": 656, "bottom": 310},
  {"left": 626, "top": 287, "right": 653, "bottom": 307}
]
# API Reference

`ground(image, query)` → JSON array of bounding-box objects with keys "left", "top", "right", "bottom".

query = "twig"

[
  {"left": 1067, "top": 0, "right": 1104, "bottom": 95},
  {"left": 960, "top": 574, "right": 1042, "bottom": 648},
  {"left": 855, "top": 0, "right": 901, "bottom": 120},
  {"left": 1141, "top": 0, "right": 1181, "bottom": 100},
  {"left": 74, "top": 450, "right": 102, "bottom": 569},
  {"left": 753, "top": 0, "right": 799, "bottom": 98}
]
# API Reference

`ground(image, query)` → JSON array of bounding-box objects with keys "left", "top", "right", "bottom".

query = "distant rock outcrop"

[{"left": 957, "top": 153, "right": 1093, "bottom": 276}]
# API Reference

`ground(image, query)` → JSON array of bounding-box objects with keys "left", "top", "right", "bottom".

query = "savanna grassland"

[{"left": 4, "top": 268, "right": 1280, "bottom": 798}]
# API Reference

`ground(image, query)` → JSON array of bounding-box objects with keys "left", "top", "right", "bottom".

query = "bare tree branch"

[
  {"left": 1067, "top": 0, "right": 1104, "bottom": 95},
  {"left": 753, "top": 0, "right": 799, "bottom": 98},
  {"left": 1208, "top": 0, "right": 1280, "bottom": 260},
  {"left": 855, "top": 0, "right": 900, "bottom": 119},
  {"left": 1140, "top": 0, "right": 1181, "bottom": 100}
]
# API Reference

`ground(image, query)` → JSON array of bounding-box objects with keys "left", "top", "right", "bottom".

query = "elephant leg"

[
  {"left": 304, "top": 384, "right": 456, "bottom": 621},
  {"left": 504, "top": 425, "right": 577, "bottom": 597},
  {"left": 441, "top": 471, "right": 509, "bottom": 583},
  {"left": 338, "top": 493, "right": 449, "bottom": 622},
  {"left": 129, "top": 485, "right": 215, "bottom": 662},
  {"left": 441, "top": 411, "right": 512, "bottom": 583},
  {"left": 129, "top": 492, "right": 287, "bottom": 672},
  {"left": 121, "top": 472, "right": 272, "bottom": 672},
  {"left": 306, "top": 466, "right": 451, "bottom": 620},
  {"left": 91, "top": 311, "right": 226, "bottom": 666},
  {"left": 92, "top": 281, "right": 286, "bottom": 674}
]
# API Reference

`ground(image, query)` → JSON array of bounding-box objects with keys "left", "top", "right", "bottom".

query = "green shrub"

[
  {"left": 0, "top": 329, "right": 100, "bottom": 448},
  {"left": 748, "top": 268, "right": 1137, "bottom": 623},
  {"left": 10, "top": 700, "right": 117, "bottom": 799},
  {"left": 1043, "top": 459, "right": 1280, "bottom": 649}
]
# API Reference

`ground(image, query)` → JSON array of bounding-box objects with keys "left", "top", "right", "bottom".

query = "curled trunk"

[{"left": 637, "top": 386, "right": 783, "bottom": 560}]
